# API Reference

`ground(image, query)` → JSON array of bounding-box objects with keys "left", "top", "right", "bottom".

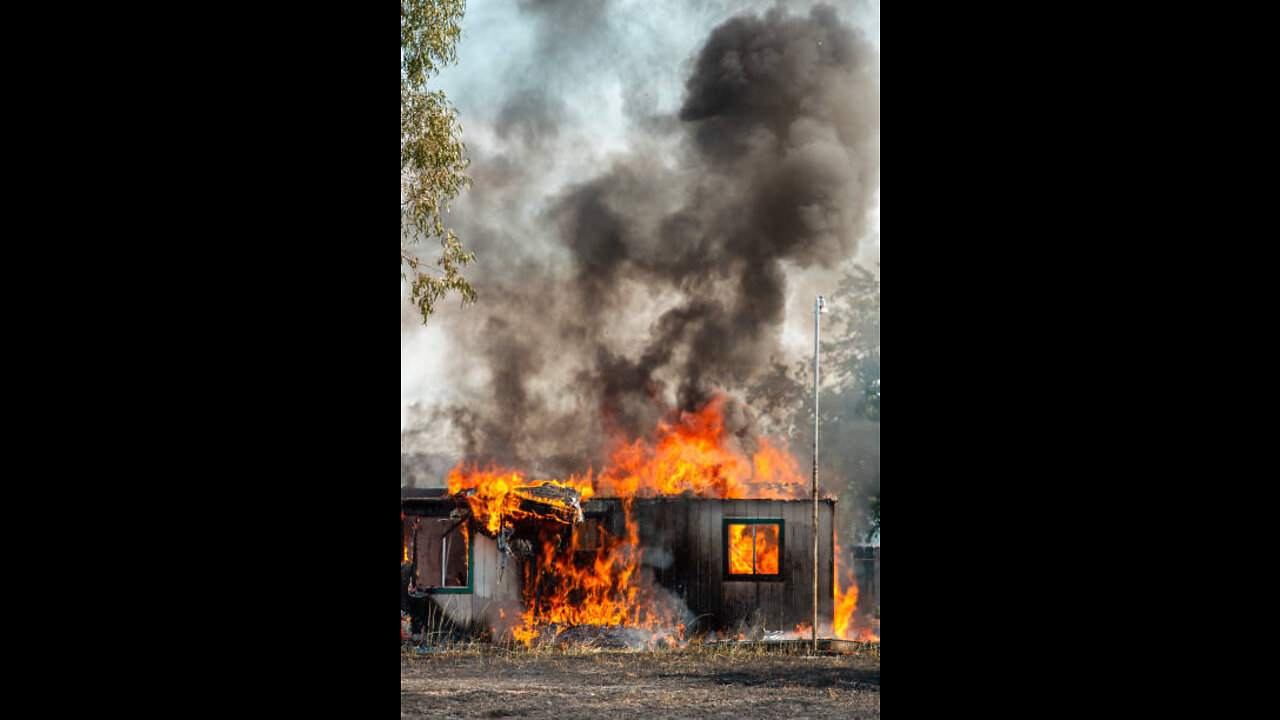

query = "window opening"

[
  {"left": 409, "top": 515, "right": 473, "bottom": 593},
  {"left": 724, "top": 519, "right": 784, "bottom": 579}
]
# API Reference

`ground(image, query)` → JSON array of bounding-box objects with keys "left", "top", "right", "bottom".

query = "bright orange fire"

[
  {"left": 727, "top": 523, "right": 779, "bottom": 575},
  {"left": 439, "top": 390, "right": 838, "bottom": 646},
  {"left": 510, "top": 498, "right": 686, "bottom": 645},
  {"left": 755, "top": 525, "right": 779, "bottom": 574},
  {"left": 594, "top": 395, "right": 807, "bottom": 500},
  {"left": 833, "top": 537, "right": 879, "bottom": 642},
  {"left": 833, "top": 577, "right": 859, "bottom": 638},
  {"left": 728, "top": 525, "right": 754, "bottom": 574},
  {"left": 447, "top": 466, "right": 593, "bottom": 535}
]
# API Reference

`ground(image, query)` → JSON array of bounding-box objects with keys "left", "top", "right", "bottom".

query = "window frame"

[
  {"left": 410, "top": 515, "right": 475, "bottom": 595},
  {"left": 722, "top": 518, "right": 785, "bottom": 582}
]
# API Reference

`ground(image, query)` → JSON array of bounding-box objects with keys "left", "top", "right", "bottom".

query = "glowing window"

[{"left": 724, "top": 519, "right": 783, "bottom": 580}]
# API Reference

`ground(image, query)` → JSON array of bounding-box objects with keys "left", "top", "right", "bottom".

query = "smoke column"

[{"left": 403, "top": 1, "right": 879, "bottom": 483}]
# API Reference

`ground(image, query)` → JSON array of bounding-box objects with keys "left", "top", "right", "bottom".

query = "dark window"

[{"left": 408, "top": 516, "right": 473, "bottom": 593}]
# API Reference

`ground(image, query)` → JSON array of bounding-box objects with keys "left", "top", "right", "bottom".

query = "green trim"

[
  {"left": 421, "top": 520, "right": 474, "bottom": 595},
  {"left": 723, "top": 518, "right": 785, "bottom": 581}
]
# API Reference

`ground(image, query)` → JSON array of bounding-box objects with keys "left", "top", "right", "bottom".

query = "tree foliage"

[{"left": 402, "top": 0, "right": 476, "bottom": 324}]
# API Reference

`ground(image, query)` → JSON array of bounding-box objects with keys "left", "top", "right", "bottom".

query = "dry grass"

[{"left": 402, "top": 641, "right": 880, "bottom": 719}]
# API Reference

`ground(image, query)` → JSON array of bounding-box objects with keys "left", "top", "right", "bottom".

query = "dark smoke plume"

[{"left": 404, "top": 3, "right": 879, "bottom": 479}]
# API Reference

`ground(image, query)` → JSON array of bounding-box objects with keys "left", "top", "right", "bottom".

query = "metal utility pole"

[{"left": 813, "top": 295, "right": 826, "bottom": 652}]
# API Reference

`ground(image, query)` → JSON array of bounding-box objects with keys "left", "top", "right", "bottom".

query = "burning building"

[
  {"left": 400, "top": 3, "right": 881, "bottom": 646},
  {"left": 403, "top": 492, "right": 837, "bottom": 644},
  {"left": 401, "top": 393, "right": 873, "bottom": 647}
]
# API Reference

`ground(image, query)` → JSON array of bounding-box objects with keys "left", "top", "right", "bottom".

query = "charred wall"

[
  {"left": 596, "top": 497, "right": 836, "bottom": 632},
  {"left": 404, "top": 495, "right": 837, "bottom": 636},
  {"left": 402, "top": 498, "right": 524, "bottom": 638}
]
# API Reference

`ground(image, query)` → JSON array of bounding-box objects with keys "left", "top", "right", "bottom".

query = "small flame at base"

[{"left": 833, "top": 537, "right": 879, "bottom": 642}]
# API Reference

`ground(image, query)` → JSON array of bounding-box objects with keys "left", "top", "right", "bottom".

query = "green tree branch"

[{"left": 401, "top": 0, "right": 476, "bottom": 324}]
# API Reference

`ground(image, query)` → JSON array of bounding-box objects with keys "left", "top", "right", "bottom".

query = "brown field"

[{"left": 401, "top": 643, "right": 880, "bottom": 719}]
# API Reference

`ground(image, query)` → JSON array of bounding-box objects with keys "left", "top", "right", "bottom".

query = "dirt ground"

[{"left": 401, "top": 644, "right": 880, "bottom": 719}]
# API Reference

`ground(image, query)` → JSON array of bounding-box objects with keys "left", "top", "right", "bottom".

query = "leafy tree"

[{"left": 402, "top": 0, "right": 476, "bottom": 324}]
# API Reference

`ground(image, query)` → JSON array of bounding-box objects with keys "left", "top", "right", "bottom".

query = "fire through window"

[{"left": 723, "top": 519, "right": 783, "bottom": 579}]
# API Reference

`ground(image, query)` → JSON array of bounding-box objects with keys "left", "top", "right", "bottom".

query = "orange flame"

[
  {"left": 754, "top": 525, "right": 780, "bottom": 574},
  {"left": 440, "top": 390, "right": 822, "bottom": 646},
  {"left": 728, "top": 525, "right": 754, "bottom": 574},
  {"left": 511, "top": 498, "right": 686, "bottom": 644},
  {"left": 834, "top": 578, "right": 859, "bottom": 639},
  {"left": 595, "top": 395, "right": 807, "bottom": 500},
  {"left": 727, "top": 523, "right": 780, "bottom": 575},
  {"left": 448, "top": 465, "right": 593, "bottom": 535},
  {"left": 833, "top": 536, "right": 879, "bottom": 642}
]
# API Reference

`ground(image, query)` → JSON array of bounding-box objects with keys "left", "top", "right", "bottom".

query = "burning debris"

[{"left": 450, "top": 473, "right": 587, "bottom": 576}]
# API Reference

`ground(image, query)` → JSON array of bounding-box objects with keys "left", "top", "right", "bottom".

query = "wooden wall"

[
  {"left": 403, "top": 505, "right": 524, "bottom": 638},
  {"left": 406, "top": 498, "right": 836, "bottom": 636},
  {"left": 425, "top": 530, "right": 523, "bottom": 636},
  {"left": 630, "top": 498, "right": 835, "bottom": 632}
]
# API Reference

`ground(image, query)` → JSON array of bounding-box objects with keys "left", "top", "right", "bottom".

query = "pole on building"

[{"left": 812, "top": 295, "right": 825, "bottom": 652}]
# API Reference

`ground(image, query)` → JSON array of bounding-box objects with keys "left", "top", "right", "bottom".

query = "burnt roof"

[{"left": 400, "top": 487, "right": 450, "bottom": 498}]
